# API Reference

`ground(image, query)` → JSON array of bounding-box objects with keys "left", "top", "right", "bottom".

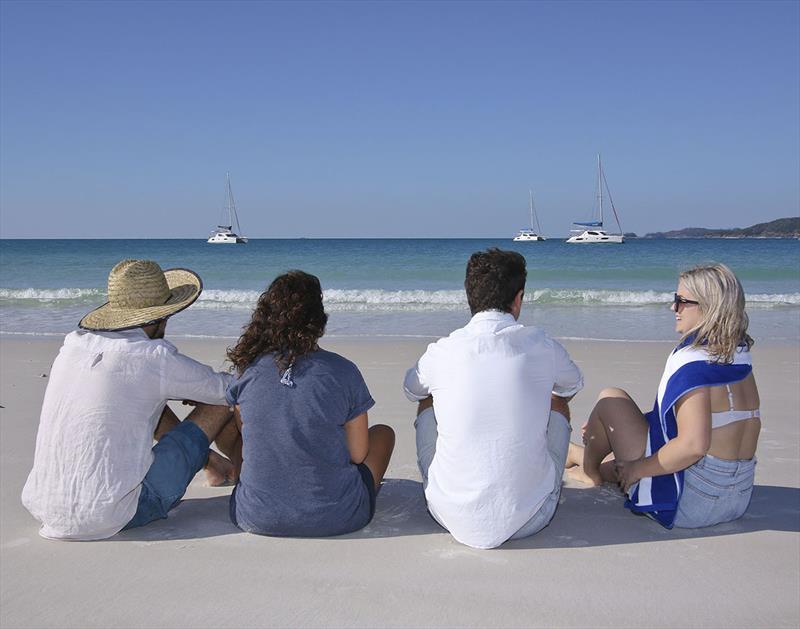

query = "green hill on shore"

[{"left": 643, "top": 217, "right": 799, "bottom": 239}]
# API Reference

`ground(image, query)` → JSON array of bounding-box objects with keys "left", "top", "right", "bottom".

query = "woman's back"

[
  {"left": 228, "top": 349, "right": 375, "bottom": 537},
  {"left": 708, "top": 372, "right": 761, "bottom": 460}
]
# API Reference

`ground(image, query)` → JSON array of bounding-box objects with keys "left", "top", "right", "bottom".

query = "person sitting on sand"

[
  {"left": 403, "top": 248, "right": 584, "bottom": 549},
  {"left": 22, "top": 259, "right": 239, "bottom": 540},
  {"left": 566, "top": 263, "right": 760, "bottom": 529},
  {"left": 225, "top": 270, "right": 395, "bottom": 537}
]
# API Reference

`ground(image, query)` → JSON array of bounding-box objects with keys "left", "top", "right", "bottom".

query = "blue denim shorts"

[
  {"left": 356, "top": 463, "right": 377, "bottom": 522},
  {"left": 673, "top": 454, "right": 756, "bottom": 528},
  {"left": 415, "top": 408, "right": 571, "bottom": 541},
  {"left": 124, "top": 420, "right": 210, "bottom": 530}
]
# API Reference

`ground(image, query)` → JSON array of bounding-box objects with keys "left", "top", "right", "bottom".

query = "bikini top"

[{"left": 711, "top": 383, "right": 760, "bottom": 429}]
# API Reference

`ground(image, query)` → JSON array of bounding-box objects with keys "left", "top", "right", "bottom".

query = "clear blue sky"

[{"left": 1, "top": 0, "right": 798, "bottom": 238}]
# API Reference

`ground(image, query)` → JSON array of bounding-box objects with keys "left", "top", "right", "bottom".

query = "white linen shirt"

[
  {"left": 403, "top": 311, "right": 583, "bottom": 549},
  {"left": 21, "top": 329, "right": 231, "bottom": 540}
]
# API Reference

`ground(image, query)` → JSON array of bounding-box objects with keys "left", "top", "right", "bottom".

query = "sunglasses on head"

[{"left": 673, "top": 293, "right": 699, "bottom": 309}]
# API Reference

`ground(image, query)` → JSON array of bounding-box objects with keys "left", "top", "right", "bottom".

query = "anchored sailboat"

[
  {"left": 566, "top": 154, "right": 624, "bottom": 244},
  {"left": 513, "top": 189, "right": 546, "bottom": 241},
  {"left": 208, "top": 173, "right": 248, "bottom": 244}
]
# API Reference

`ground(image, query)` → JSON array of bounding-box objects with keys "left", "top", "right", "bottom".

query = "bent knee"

[
  {"left": 597, "top": 387, "right": 632, "bottom": 402},
  {"left": 370, "top": 424, "right": 396, "bottom": 444}
]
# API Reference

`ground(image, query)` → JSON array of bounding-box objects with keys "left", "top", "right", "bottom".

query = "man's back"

[
  {"left": 405, "top": 311, "right": 583, "bottom": 548},
  {"left": 22, "top": 329, "right": 228, "bottom": 540}
]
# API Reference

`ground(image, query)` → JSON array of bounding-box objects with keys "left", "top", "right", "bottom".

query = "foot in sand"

[
  {"left": 205, "top": 450, "right": 236, "bottom": 487},
  {"left": 565, "top": 441, "right": 584, "bottom": 469},
  {"left": 566, "top": 464, "right": 603, "bottom": 486}
]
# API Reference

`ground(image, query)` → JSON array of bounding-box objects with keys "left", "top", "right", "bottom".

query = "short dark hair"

[{"left": 465, "top": 248, "right": 527, "bottom": 315}]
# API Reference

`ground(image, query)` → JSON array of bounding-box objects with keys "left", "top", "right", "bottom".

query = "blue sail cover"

[{"left": 572, "top": 221, "right": 603, "bottom": 227}]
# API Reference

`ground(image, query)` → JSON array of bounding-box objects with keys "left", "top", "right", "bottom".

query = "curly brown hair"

[
  {"left": 227, "top": 270, "right": 328, "bottom": 375},
  {"left": 465, "top": 248, "right": 527, "bottom": 315}
]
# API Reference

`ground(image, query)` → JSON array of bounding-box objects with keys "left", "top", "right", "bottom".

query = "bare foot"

[
  {"left": 205, "top": 450, "right": 236, "bottom": 487},
  {"left": 565, "top": 442, "right": 584, "bottom": 468},
  {"left": 566, "top": 464, "right": 603, "bottom": 486}
]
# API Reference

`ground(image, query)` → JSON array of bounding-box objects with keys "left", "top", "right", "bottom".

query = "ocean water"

[{"left": 0, "top": 238, "right": 798, "bottom": 342}]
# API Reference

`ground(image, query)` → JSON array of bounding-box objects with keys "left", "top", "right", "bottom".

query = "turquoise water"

[{"left": 1, "top": 238, "right": 798, "bottom": 341}]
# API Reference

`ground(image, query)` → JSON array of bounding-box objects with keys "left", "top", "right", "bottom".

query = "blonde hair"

[{"left": 679, "top": 263, "right": 754, "bottom": 363}]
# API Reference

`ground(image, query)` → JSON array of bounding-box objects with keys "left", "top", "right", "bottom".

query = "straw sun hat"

[{"left": 79, "top": 259, "right": 203, "bottom": 331}]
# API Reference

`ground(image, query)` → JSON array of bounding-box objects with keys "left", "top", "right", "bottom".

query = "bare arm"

[
  {"left": 616, "top": 388, "right": 712, "bottom": 492},
  {"left": 344, "top": 412, "right": 369, "bottom": 464},
  {"left": 550, "top": 394, "right": 572, "bottom": 422}
]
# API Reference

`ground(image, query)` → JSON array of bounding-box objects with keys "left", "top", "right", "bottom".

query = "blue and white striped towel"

[{"left": 625, "top": 339, "right": 752, "bottom": 528}]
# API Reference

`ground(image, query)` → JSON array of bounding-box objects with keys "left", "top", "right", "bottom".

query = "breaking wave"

[{"left": 2, "top": 287, "right": 798, "bottom": 311}]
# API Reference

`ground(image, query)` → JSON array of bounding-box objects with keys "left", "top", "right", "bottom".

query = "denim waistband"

[{"left": 694, "top": 453, "right": 756, "bottom": 475}]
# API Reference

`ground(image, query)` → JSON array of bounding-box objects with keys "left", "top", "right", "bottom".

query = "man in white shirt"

[
  {"left": 403, "top": 248, "right": 583, "bottom": 549},
  {"left": 22, "top": 259, "right": 239, "bottom": 540}
]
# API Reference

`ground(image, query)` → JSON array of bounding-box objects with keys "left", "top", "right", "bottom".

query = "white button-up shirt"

[
  {"left": 22, "top": 329, "right": 231, "bottom": 540},
  {"left": 403, "top": 311, "right": 583, "bottom": 549}
]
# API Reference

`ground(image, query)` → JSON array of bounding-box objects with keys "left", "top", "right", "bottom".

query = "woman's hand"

[{"left": 615, "top": 458, "right": 643, "bottom": 494}]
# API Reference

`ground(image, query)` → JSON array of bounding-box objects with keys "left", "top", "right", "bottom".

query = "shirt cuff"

[
  {"left": 403, "top": 386, "right": 430, "bottom": 402},
  {"left": 553, "top": 379, "right": 584, "bottom": 398}
]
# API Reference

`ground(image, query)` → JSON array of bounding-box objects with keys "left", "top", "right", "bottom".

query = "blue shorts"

[
  {"left": 673, "top": 454, "right": 756, "bottom": 528},
  {"left": 124, "top": 420, "right": 210, "bottom": 530},
  {"left": 356, "top": 462, "right": 377, "bottom": 522}
]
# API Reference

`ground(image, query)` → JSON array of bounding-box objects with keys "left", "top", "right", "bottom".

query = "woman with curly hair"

[
  {"left": 567, "top": 263, "right": 761, "bottom": 529},
  {"left": 225, "top": 271, "right": 395, "bottom": 537}
]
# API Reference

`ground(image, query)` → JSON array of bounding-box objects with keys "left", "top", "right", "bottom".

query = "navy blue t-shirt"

[{"left": 226, "top": 349, "right": 375, "bottom": 537}]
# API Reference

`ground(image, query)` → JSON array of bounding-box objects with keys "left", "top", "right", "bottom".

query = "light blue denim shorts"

[
  {"left": 414, "top": 408, "right": 570, "bottom": 541},
  {"left": 673, "top": 454, "right": 756, "bottom": 528}
]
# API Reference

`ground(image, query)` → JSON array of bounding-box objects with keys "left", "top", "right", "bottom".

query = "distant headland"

[{"left": 635, "top": 217, "right": 799, "bottom": 239}]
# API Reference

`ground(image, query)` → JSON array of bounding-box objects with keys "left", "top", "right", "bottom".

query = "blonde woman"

[{"left": 567, "top": 263, "right": 760, "bottom": 528}]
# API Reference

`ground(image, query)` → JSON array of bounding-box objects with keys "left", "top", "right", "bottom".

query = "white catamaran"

[
  {"left": 566, "top": 154, "right": 624, "bottom": 244},
  {"left": 513, "top": 189, "right": 546, "bottom": 241},
  {"left": 208, "top": 173, "right": 248, "bottom": 244}
]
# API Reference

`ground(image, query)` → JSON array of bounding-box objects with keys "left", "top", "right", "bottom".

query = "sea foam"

[{"left": 2, "top": 287, "right": 798, "bottom": 309}]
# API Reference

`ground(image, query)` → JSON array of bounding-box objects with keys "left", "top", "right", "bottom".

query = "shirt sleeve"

[
  {"left": 403, "top": 346, "right": 434, "bottom": 402},
  {"left": 346, "top": 363, "right": 375, "bottom": 422},
  {"left": 551, "top": 339, "right": 584, "bottom": 398},
  {"left": 160, "top": 348, "right": 232, "bottom": 405},
  {"left": 225, "top": 374, "right": 242, "bottom": 407}
]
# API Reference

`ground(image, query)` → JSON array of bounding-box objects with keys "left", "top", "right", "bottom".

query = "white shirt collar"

[{"left": 468, "top": 310, "right": 517, "bottom": 326}]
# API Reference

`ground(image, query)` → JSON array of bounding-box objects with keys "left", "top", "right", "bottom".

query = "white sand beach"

[{"left": 1, "top": 336, "right": 798, "bottom": 628}]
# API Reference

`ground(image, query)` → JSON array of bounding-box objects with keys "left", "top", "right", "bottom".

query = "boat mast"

[
  {"left": 528, "top": 189, "right": 534, "bottom": 231},
  {"left": 226, "top": 172, "right": 242, "bottom": 234},
  {"left": 600, "top": 165, "right": 623, "bottom": 235},
  {"left": 597, "top": 153, "right": 603, "bottom": 227}
]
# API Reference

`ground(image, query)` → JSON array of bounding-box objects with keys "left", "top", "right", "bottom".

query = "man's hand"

[{"left": 550, "top": 394, "right": 571, "bottom": 422}]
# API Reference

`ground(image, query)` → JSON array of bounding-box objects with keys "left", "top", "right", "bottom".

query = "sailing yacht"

[
  {"left": 208, "top": 173, "right": 248, "bottom": 244},
  {"left": 566, "top": 154, "right": 624, "bottom": 244},
  {"left": 513, "top": 189, "right": 546, "bottom": 241}
]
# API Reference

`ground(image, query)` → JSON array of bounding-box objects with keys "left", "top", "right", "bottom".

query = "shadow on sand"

[
  {"left": 507, "top": 483, "right": 800, "bottom": 549},
  {"left": 113, "top": 478, "right": 800, "bottom": 546}
]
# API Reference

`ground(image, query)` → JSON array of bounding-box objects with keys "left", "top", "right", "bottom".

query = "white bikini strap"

[{"left": 725, "top": 384, "right": 735, "bottom": 411}]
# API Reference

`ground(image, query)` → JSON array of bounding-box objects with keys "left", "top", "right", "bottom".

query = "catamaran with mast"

[
  {"left": 208, "top": 173, "right": 248, "bottom": 244},
  {"left": 513, "top": 189, "right": 546, "bottom": 241},
  {"left": 566, "top": 154, "right": 624, "bottom": 244}
]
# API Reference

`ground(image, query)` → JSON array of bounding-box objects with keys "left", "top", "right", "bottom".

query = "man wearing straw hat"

[{"left": 22, "top": 259, "right": 239, "bottom": 540}]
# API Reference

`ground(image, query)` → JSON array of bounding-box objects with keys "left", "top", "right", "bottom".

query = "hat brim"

[{"left": 79, "top": 268, "right": 203, "bottom": 332}]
